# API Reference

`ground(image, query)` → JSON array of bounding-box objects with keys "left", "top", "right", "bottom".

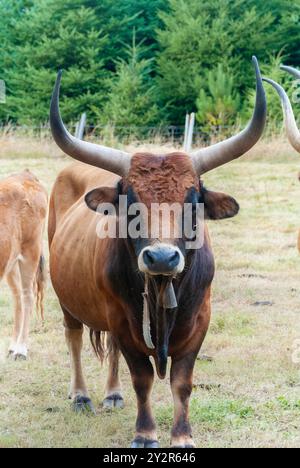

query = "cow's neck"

[{"left": 106, "top": 235, "right": 215, "bottom": 377}]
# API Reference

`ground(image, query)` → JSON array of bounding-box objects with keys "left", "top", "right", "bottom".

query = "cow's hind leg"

[
  {"left": 13, "top": 255, "right": 39, "bottom": 359},
  {"left": 62, "top": 306, "right": 95, "bottom": 415},
  {"left": 102, "top": 334, "right": 124, "bottom": 410},
  {"left": 121, "top": 344, "right": 159, "bottom": 448},
  {"left": 7, "top": 262, "right": 23, "bottom": 359}
]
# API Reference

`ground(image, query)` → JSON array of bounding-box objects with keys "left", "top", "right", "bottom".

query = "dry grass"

[
  {"left": 1, "top": 126, "right": 299, "bottom": 163},
  {"left": 0, "top": 138, "right": 300, "bottom": 448}
]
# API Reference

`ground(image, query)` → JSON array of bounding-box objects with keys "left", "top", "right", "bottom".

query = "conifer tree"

[{"left": 101, "top": 35, "right": 159, "bottom": 138}]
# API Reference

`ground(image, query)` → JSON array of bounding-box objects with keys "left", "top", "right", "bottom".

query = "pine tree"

[
  {"left": 0, "top": 0, "right": 168, "bottom": 125},
  {"left": 101, "top": 36, "right": 159, "bottom": 138},
  {"left": 156, "top": 0, "right": 300, "bottom": 124},
  {"left": 196, "top": 65, "right": 241, "bottom": 132},
  {"left": 1, "top": 0, "right": 108, "bottom": 124}
]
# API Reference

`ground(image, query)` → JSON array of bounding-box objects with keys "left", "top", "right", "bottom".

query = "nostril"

[
  {"left": 143, "top": 249, "right": 155, "bottom": 265},
  {"left": 169, "top": 251, "right": 179, "bottom": 264}
]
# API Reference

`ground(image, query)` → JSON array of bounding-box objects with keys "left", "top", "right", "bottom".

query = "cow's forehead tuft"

[{"left": 125, "top": 152, "right": 198, "bottom": 205}]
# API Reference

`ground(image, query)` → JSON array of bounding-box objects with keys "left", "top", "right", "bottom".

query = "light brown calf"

[{"left": 0, "top": 170, "right": 47, "bottom": 359}]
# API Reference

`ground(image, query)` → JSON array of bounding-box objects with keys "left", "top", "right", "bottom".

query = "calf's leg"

[
  {"left": 14, "top": 255, "right": 38, "bottom": 359},
  {"left": 7, "top": 263, "right": 23, "bottom": 358},
  {"left": 62, "top": 306, "right": 95, "bottom": 414}
]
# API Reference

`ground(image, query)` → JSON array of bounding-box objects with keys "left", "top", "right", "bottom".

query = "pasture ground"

[{"left": 0, "top": 137, "right": 300, "bottom": 448}]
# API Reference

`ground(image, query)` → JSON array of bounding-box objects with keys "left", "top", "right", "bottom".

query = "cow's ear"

[
  {"left": 202, "top": 189, "right": 239, "bottom": 220},
  {"left": 85, "top": 186, "right": 118, "bottom": 212}
]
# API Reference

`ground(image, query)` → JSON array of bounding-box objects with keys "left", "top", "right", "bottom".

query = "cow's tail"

[
  {"left": 36, "top": 253, "right": 47, "bottom": 320},
  {"left": 89, "top": 331, "right": 115, "bottom": 364}
]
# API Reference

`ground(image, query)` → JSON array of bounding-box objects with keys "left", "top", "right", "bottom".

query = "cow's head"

[
  {"left": 50, "top": 57, "right": 266, "bottom": 278},
  {"left": 84, "top": 151, "right": 240, "bottom": 277}
]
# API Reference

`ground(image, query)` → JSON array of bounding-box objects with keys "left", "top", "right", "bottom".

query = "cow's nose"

[{"left": 140, "top": 245, "right": 183, "bottom": 275}]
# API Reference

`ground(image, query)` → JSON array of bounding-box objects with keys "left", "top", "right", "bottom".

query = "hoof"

[
  {"left": 131, "top": 436, "right": 159, "bottom": 448},
  {"left": 14, "top": 353, "right": 27, "bottom": 361},
  {"left": 171, "top": 437, "right": 195, "bottom": 448},
  {"left": 172, "top": 444, "right": 195, "bottom": 448},
  {"left": 72, "top": 396, "right": 96, "bottom": 415},
  {"left": 102, "top": 393, "right": 124, "bottom": 410},
  {"left": 8, "top": 350, "right": 27, "bottom": 361},
  {"left": 8, "top": 344, "right": 28, "bottom": 361}
]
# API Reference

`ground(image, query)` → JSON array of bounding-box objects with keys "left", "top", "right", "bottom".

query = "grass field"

[{"left": 0, "top": 136, "right": 300, "bottom": 448}]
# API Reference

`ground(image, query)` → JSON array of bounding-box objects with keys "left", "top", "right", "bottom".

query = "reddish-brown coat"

[
  {"left": 49, "top": 155, "right": 219, "bottom": 447},
  {"left": 49, "top": 155, "right": 209, "bottom": 353}
]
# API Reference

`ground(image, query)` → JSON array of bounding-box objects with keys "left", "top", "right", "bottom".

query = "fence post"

[
  {"left": 183, "top": 113, "right": 189, "bottom": 151},
  {"left": 186, "top": 112, "right": 195, "bottom": 153},
  {"left": 75, "top": 113, "right": 86, "bottom": 140},
  {"left": 0, "top": 80, "right": 5, "bottom": 104}
]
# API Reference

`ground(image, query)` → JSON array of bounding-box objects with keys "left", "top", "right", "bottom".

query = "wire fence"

[{"left": 0, "top": 122, "right": 242, "bottom": 145}]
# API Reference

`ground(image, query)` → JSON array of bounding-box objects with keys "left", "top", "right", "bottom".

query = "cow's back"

[{"left": 48, "top": 163, "right": 119, "bottom": 245}]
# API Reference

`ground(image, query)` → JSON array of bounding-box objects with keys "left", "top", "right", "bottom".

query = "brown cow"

[
  {"left": 49, "top": 57, "right": 266, "bottom": 447},
  {"left": 263, "top": 67, "right": 300, "bottom": 251},
  {"left": 0, "top": 170, "right": 47, "bottom": 359}
]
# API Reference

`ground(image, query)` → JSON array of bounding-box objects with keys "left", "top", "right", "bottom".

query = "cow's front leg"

[
  {"left": 121, "top": 346, "right": 159, "bottom": 448},
  {"left": 170, "top": 353, "right": 197, "bottom": 448}
]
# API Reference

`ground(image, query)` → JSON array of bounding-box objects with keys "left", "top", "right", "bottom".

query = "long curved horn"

[
  {"left": 190, "top": 56, "right": 267, "bottom": 175},
  {"left": 263, "top": 76, "right": 300, "bottom": 153},
  {"left": 280, "top": 65, "right": 300, "bottom": 80},
  {"left": 50, "top": 70, "right": 132, "bottom": 176}
]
